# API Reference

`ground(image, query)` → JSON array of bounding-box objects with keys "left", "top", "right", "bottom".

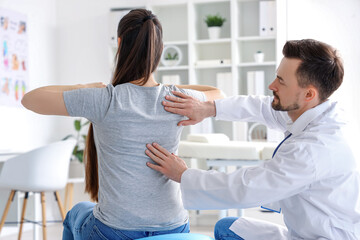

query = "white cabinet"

[{"left": 109, "top": 0, "right": 286, "bottom": 141}]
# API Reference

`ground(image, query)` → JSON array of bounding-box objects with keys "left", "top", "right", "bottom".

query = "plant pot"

[
  {"left": 254, "top": 52, "right": 265, "bottom": 63},
  {"left": 162, "top": 59, "right": 179, "bottom": 67},
  {"left": 207, "top": 26, "right": 221, "bottom": 40},
  {"left": 68, "top": 160, "right": 85, "bottom": 179},
  {"left": 161, "top": 45, "right": 182, "bottom": 67}
]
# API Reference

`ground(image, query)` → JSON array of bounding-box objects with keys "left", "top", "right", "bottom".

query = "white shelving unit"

[{"left": 109, "top": 0, "right": 286, "bottom": 141}]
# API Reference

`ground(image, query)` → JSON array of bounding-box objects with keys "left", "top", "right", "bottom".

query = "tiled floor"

[{"left": 1, "top": 208, "right": 284, "bottom": 239}]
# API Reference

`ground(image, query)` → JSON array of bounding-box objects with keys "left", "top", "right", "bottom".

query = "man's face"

[{"left": 268, "top": 57, "right": 305, "bottom": 112}]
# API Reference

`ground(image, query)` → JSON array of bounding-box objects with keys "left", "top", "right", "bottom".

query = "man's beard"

[{"left": 271, "top": 92, "right": 300, "bottom": 111}]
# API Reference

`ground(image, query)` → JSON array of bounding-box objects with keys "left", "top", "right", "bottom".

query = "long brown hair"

[{"left": 84, "top": 9, "right": 163, "bottom": 201}]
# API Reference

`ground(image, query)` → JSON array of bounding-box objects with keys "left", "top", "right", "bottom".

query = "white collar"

[{"left": 286, "top": 100, "right": 333, "bottom": 135}]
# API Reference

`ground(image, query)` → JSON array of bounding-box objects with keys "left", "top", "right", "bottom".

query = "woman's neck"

[{"left": 130, "top": 75, "right": 159, "bottom": 87}]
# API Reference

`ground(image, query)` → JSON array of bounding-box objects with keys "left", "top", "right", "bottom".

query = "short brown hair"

[{"left": 283, "top": 39, "right": 344, "bottom": 102}]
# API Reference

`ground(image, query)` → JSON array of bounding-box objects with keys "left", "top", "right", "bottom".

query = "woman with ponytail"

[{"left": 22, "top": 9, "right": 224, "bottom": 239}]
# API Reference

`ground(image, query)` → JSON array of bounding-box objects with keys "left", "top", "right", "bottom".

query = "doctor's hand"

[
  {"left": 145, "top": 143, "right": 188, "bottom": 183},
  {"left": 163, "top": 91, "right": 216, "bottom": 126}
]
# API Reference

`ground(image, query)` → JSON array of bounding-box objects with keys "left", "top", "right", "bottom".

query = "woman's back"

[{"left": 64, "top": 83, "right": 206, "bottom": 230}]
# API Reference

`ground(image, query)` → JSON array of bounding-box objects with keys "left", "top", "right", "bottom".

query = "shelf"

[
  {"left": 194, "top": 38, "right": 231, "bottom": 45},
  {"left": 238, "top": 61, "right": 276, "bottom": 67},
  {"left": 157, "top": 66, "right": 189, "bottom": 71},
  {"left": 237, "top": 36, "right": 276, "bottom": 41},
  {"left": 195, "top": 64, "right": 232, "bottom": 69},
  {"left": 164, "top": 41, "right": 188, "bottom": 45}
]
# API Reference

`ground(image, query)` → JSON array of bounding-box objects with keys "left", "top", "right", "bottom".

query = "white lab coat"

[{"left": 180, "top": 96, "right": 360, "bottom": 239}]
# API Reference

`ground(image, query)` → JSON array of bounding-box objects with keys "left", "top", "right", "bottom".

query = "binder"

[
  {"left": 259, "top": 1, "right": 276, "bottom": 36},
  {"left": 247, "top": 71, "right": 265, "bottom": 95}
]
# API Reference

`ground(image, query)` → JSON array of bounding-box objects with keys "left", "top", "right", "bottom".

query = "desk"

[{"left": 178, "top": 140, "right": 277, "bottom": 218}]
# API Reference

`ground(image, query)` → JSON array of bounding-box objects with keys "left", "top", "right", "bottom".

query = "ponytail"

[{"left": 84, "top": 123, "right": 98, "bottom": 202}]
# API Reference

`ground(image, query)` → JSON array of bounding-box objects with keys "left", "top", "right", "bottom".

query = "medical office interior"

[{"left": 0, "top": 0, "right": 360, "bottom": 239}]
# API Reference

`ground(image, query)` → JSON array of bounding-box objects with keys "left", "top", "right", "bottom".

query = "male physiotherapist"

[{"left": 146, "top": 39, "right": 360, "bottom": 239}]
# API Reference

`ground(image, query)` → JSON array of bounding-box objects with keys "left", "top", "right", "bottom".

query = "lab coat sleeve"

[
  {"left": 214, "top": 95, "right": 289, "bottom": 131},
  {"left": 180, "top": 139, "right": 316, "bottom": 210}
]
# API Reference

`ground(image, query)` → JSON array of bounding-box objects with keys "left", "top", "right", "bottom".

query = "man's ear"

[{"left": 305, "top": 85, "right": 318, "bottom": 102}]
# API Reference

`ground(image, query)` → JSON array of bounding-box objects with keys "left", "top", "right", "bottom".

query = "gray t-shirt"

[{"left": 63, "top": 83, "right": 206, "bottom": 231}]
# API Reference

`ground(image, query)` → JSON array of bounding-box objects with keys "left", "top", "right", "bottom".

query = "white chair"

[{"left": 0, "top": 139, "right": 76, "bottom": 240}]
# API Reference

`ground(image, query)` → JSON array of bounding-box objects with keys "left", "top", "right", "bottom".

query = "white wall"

[
  {"left": 286, "top": 0, "right": 360, "bottom": 162},
  {"left": 0, "top": 0, "right": 61, "bottom": 151}
]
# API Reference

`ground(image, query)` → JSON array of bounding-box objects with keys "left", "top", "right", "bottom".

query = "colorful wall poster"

[{"left": 0, "top": 8, "right": 28, "bottom": 107}]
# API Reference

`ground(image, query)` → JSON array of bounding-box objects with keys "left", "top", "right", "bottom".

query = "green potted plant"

[
  {"left": 161, "top": 45, "right": 183, "bottom": 67},
  {"left": 163, "top": 52, "right": 179, "bottom": 66},
  {"left": 204, "top": 13, "right": 226, "bottom": 39},
  {"left": 63, "top": 118, "right": 89, "bottom": 178}
]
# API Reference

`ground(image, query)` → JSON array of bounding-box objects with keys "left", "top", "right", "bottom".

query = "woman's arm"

[
  {"left": 175, "top": 84, "right": 225, "bottom": 101},
  {"left": 21, "top": 82, "right": 106, "bottom": 116}
]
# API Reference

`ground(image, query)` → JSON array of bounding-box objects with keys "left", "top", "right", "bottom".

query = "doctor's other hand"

[
  {"left": 146, "top": 143, "right": 187, "bottom": 183},
  {"left": 163, "top": 91, "right": 216, "bottom": 126}
]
